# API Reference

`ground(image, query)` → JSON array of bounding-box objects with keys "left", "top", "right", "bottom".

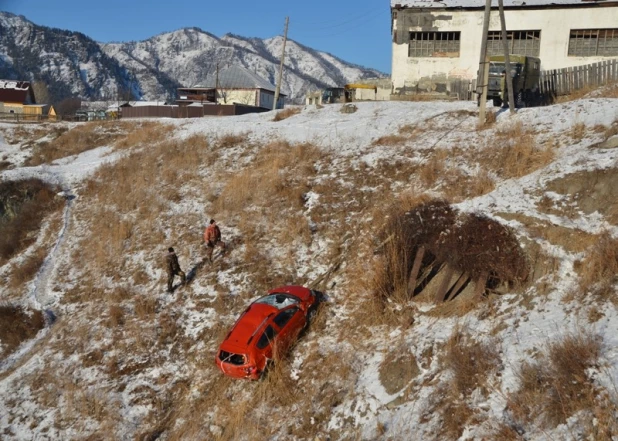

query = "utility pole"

[
  {"left": 477, "top": 0, "right": 492, "bottom": 125},
  {"left": 498, "top": 0, "right": 516, "bottom": 114},
  {"left": 273, "top": 16, "right": 289, "bottom": 111},
  {"left": 215, "top": 62, "right": 219, "bottom": 104}
]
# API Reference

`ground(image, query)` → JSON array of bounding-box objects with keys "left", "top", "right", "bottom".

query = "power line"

[
  {"left": 291, "top": 10, "right": 390, "bottom": 40},
  {"left": 292, "top": 5, "right": 386, "bottom": 31}
]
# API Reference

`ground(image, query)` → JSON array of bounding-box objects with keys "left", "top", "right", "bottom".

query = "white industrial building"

[{"left": 391, "top": 0, "right": 618, "bottom": 93}]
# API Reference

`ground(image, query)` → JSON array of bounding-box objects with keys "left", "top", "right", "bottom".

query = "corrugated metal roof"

[
  {"left": 392, "top": 0, "right": 614, "bottom": 8},
  {"left": 195, "top": 65, "right": 278, "bottom": 92}
]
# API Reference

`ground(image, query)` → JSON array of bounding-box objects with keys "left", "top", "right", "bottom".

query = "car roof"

[{"left": 221, "top": 303, "right": 278, "bottom": 351}]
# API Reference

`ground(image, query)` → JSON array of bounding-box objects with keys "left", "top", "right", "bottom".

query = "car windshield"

[{"left": 254, "top": 293, "right": 300, "bottom": 310}]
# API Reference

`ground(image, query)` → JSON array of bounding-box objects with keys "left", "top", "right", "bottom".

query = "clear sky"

[{"left": 0, "top": 0, "right": 393, "bottom": 73}]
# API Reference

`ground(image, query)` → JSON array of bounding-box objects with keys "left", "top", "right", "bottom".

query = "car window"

[
  {"left": 254, "top": 294, "right": 300, "bottom": 310},
  {"left": 256, "top": 325, "right": 278, "bottom": 349},
  {"left": 273, "top": 308, "right": 299, "bottom": 329}
]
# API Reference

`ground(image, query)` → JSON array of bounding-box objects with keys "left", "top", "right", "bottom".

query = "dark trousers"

[{"left": 167, "top": 270, "right": 186, "bottom": 291}]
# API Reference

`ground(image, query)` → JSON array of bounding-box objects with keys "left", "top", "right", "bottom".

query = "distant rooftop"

[
  {"left": 195, "top": 65, "right": 284, "bottom": 94},
  {"left": 392, "top": 0, "right": 615, "bottom": 8}
]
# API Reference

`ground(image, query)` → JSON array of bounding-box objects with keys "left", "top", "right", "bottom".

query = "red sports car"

[{"left": 216, "top": 285, "right": 322, "bottom": 380}]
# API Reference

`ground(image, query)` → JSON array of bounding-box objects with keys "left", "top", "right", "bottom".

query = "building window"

[
  {"left": 568, "top": 29, "right": 618, "bottom": 56},
  {"left": 409, "top": 32, "right": 460, "bottom": 57},
  {"left": 487, "top": 30, "right": 541, "bottom": 56}
]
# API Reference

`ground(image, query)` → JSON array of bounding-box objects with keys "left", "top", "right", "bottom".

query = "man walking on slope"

[
  {"left": 203, "top": 219, "right": 226, "bottom": 264},
  {"left": 166, "top": 247, "right": 186, "bottom": 292}
]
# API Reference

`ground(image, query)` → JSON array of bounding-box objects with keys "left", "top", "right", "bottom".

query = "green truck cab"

[{"left": 487, "top": 55, "right": 541, "bottom": 108}]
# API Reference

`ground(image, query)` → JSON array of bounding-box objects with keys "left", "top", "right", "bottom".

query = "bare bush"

[
  {"left": 0, "top": 179, "right": 63, "bottom": 264},
  {"left": 442, "top": 328, "right": 501, "bottom": 396},
  {"left": 480, "top": 122, "right": 554, "bottom": 179},
  {"left": 273, "top": 107, "right": 301, "bottom": 121},
  {"left": 506, "top": 330, "right": 601, "bottom": 429},
  {"left": 216, "top": 133, "right": 247, "bottom": 148},
  {"left": 0, "top": 305, "right": 45, "bottom": 357},
  {"left": 373, "top": 199, "right": 529, "bottom": 303},
  {"left": 431, "top": 328, "right": 501, "bottom": 439},
  {"left": 577, "top": 231, "right": 618, "bottom": 299},
  {"left": 372, "top": 135, "right": 407, "bottom": 146}
]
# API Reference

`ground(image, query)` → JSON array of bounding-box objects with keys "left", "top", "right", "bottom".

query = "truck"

[
  {"left": 321, "top": 83, "right": 378, "bottom": 104},
  {"left": 487, "top": 55, "right": 541, "bottom": 108}
]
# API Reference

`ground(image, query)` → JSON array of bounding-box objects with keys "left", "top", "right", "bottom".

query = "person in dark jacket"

[
  {"left": 165, "top": 247, "right": 186, "bottom": 292},
  {"left": 203, "top": 219, "right": 226, "bottom": 263}
]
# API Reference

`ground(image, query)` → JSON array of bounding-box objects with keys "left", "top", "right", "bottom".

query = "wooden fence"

[{"left": 540, "top": 59, "right": 618, "bottom": 96}]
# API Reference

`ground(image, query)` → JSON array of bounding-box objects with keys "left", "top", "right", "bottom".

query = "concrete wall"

[
  {"left": 217, "top": 89, "right": 284, "bottom": 109},
  {"left": 392, "top": 6, "right": 618, "bottom": 91}
]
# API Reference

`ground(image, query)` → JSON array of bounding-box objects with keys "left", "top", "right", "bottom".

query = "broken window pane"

[
  {"left": 569, "top": 28, "right": 618, "bottom": 56},
  {"left": 408, "top": 32, "right": 461, "bottom": 58},
  {"left": 487, "top": 30, "right": 541, "bottom": 57}
]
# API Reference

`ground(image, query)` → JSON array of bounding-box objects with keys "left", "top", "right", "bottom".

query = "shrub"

[
  {"left": 0, "top": 179, "right": 63, "bottom": 263},
  {"left": 0, "top": 305, "right": 45, "bottom": 357},
  {"left": 273, "top": 107, "right": 301, "bottom": 121},
  {"left": 506, "top": 330, "right": 601, "bottom": 429},
  {"left": 577, "top": 231, "right": 618, "bottom": 298}
]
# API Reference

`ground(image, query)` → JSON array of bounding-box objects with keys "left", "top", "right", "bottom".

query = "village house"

[
  {"left": 0, "top": 80, "right": 56, "bottom": 120},
  {"left": 390, "top": 0, "right": 618, "bottom": 93},
  {"left": 193, "top": 65, "right": 286, "bottom": 109}
]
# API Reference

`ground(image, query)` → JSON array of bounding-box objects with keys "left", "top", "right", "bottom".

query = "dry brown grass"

[
  {"left": 0, "top": 305, "right": 45, "bottom": 358},
  {"left": 555, "top": 82, "right": 618, "bottom": 103},
  {"left": 576, "top": 231, "right": 618, "bottom": 299},
  {"left": 114, "top": 121, "right": 175, "bottom": 150},
  {"left": 372, "top": 135, "right": 407, "bottom": 146},
  {"left": 273, "top": 107, "right": 301, "bottom": 121},
  {"left": 442, "top": 168, "right": 495, "bottom": 202},
  {"left": 27, "top": 122, "right": 130, "bottom": 165},
  {"left": 554, "top": 85, "right": 599, "bottom": 103},
  {"left": 418, "top": 148, "right": 448, "bottom": 187},
  {"left": 8, "top": 248, "right": 47, "bottom": 289},
  {"left": 432, "top": 327, "right": 501, "bottom": 439},
  {"left": 216, "top": 132, "right": 247, "bottom": 148},
  {"left": 442, "top": 327, "right": 501, "bottom": 397},
  {"left": 506, "top": 330, "right": 602, "bottom": 429},
  {"left": 570, "top": 121, "right": 586, "bottom": 142},
  {"left": 477, "top": 122, "right": 554, "bottom": 179}
]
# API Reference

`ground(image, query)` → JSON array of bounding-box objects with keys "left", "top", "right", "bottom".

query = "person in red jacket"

[{"left": 203, "top": 219, "right": 226, "bottom": 263}]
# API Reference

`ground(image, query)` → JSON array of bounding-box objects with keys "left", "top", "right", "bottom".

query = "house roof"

[
  {"left": 195, "top": 65, "right": 285, "bottom": 95},
  {"left": 392, "top": 0, "right": 615, "bottom": 8},
  {"left": 0, "top": 80, "right": 35, "bottom": 104}
]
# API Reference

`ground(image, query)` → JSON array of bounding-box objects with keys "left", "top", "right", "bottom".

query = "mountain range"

[{"left": 0, "top": 12, "right": 385, "bottom": 104}]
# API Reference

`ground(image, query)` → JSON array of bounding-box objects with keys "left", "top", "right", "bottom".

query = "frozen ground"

[{"left": 0, "top": 97, "right": 617, "bottom": 440}]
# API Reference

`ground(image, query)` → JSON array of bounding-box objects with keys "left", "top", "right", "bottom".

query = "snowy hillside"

[
  {"left": 1, "top": 90, "right": 618, "bottom": 441},
  {"left": 0, "top": 12, "right": 137, "bottom": 103},
  {"left": 0, "top": 12, "right": 385, "bottom": 104},
  {"left": 101, "top": 30, "right": 385, "bottom": 102}
]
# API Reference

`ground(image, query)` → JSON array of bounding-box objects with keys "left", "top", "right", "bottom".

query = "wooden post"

[
  {"left": 474, "top": 271, "right": 489, "bottom": 300},
  {"left": 273, "top": 16, "right": 289, "bottom": 111},
  {"left": 476, "top": 0, "right": 492, "bottom": 124},
  {"left": 445, "top": 273, "right": 470, "bottom": 302},
  {"left": 435, "top": 265, "right": 455, "bottom": 303},
  {"left": 497, "top": 0, "right": 515, "bottom": 113},
  {"left": 407, "top": 245, "right": 426, "bottom": 297}
]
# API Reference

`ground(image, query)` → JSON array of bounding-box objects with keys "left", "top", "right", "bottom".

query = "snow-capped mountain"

[
  {"left": 0, "top": 12, "right": 138, "bottom": 103},
  {"left": 0, "top": 12, "right": 385, "bottom": 103}
]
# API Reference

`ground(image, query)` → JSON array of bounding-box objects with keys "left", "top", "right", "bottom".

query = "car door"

[
  {"left": 272, "top": 307, "right": 306, "bottom": 355},
  {"left": 255, "top": 324, "right": 278, "bottom": 365}
]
